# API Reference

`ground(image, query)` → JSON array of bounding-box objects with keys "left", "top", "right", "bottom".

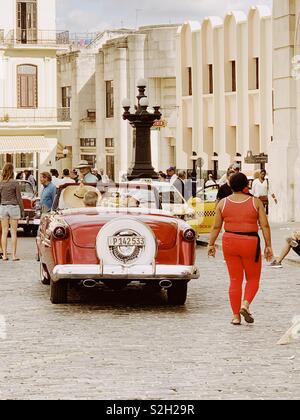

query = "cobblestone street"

[{"left": 1, "top": 236, "right": 300, "bottom": 400}]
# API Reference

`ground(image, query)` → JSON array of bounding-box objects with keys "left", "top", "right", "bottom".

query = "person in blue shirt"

[
  {"left": 76, "top": 161, "right": 98, "bottom": 183},
  {"left": 39, "top": 172, "right": 57, "bottom": 212}
]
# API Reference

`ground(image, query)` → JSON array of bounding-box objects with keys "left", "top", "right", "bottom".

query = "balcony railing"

[
  {"left": 1, "top": 29, "right": 98, "bottom": 49},
  {"left": 0, "top": 107, "right": 71, "bottom": 123}
]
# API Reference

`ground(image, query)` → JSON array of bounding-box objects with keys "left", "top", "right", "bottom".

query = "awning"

[{"left": 0, "top": 136, "right": 49, "bottom": 154}]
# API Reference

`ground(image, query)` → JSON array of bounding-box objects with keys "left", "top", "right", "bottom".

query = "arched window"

[{"left": 17, "top": 64, "right": 38, "bottom": 108}]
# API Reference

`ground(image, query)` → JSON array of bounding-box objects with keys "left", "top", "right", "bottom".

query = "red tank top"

[{"left": 222, "top": 197, "right": 259, "bottom": 233}]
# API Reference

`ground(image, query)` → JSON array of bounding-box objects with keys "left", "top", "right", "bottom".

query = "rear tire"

[
  {"left": 40, "top": 262, "right": 50, "bottom": 285},
  {"left": 50, "top": 279, "right": 68, "bottom": 304},
  {"left": 167, "top": 282, "right": 188, "bottom": 306}
]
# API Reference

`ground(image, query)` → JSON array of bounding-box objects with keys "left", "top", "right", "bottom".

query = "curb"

[{"left": 198, "top": 240, "right": 300, "bottom": 267}]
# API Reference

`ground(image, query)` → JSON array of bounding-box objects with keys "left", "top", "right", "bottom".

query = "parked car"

[
  {"left": 37, "top": 183, "right": 199, "bottom": 305},
  {"left": 17, "top": 180, "right": 40, "bottom": 236},
  {"left": 130, "top": 180, "right": 196, "bottom": 222},
  {"left": 188, "top": 185, "right": 219, "bottom": 240}
]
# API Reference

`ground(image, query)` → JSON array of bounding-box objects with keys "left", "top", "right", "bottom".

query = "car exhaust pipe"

[
  {"left": 159, "top": 280, "right": 173, "bottom": 289},
  {"left": 82, "top": 279, "right": 98, "bottom": 288}
]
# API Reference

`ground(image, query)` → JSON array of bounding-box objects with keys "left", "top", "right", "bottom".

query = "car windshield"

[
  {"left": 57, "top": 184, "right": 159, "bottom": 210},
  {"left": 18, "top": 181, "right": 34, "bottom": 197},
  {"left": 155, "top": 184, "right": 185, "bottom": 205}
]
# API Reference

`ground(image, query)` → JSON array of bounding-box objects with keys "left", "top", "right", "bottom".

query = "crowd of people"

[{"left": 0, "top": 160, "right": 111, "bottom": 261}]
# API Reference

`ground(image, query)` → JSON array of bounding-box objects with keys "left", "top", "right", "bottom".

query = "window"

[
  {"left": 208, "top": 64, "right": 213, "bottom": 94},
  {"left": 62, "top": 86, "right": 72, "bottom": 108},
  {"left": 16, "top": 153, "right": 34, "bottom": 168},
  {"left": 231, "top": 61, "right": 236, "bottom": 92},
  {"left": 188, "top": 67, "right": 192, "bottom": 96},
  {"left": 255, "top": 57, "right": 259, "bottom": 90},
  {"left": 17, "top": 64, "right": 38, "bottom": 108},
  {"left": 106, "top": 155, "right": 115, "bottom": 181},
  {"left": 80, "top": 138, "right": 96, "bottom": 147},
  {"left": 17, "top": 1, "right": 37, "bottom": 44},
  {"left": 87, "top": 109, "right": 96, "bottom": 120},
  {"left": 105, "top": 138, "right": 114, "bottom": 148},
  {"left": 106, "top": 81, "right": 114, "bottom": 118},
  {"left": 81, "top": 155, "right": 96, "bottom": 166}
]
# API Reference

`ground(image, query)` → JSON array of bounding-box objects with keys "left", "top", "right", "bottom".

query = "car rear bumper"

[
  {"left": 19, "top": 219, "right": 40, "bottom": 226},
  {"left": 52, "top": 264, "right": 200, "bottom": 283}
]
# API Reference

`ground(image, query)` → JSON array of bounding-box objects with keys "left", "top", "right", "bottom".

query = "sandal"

[
  {"left": 231, "top": 318, "right": 241, "bottom": 325},
  {"left": 240, "top": 307, "right": 254, "bottom": 324}
]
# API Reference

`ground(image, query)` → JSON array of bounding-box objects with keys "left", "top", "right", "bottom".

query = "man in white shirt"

[
  {"left": 251, "top": 169, "right": 277, "bottom": 214},
  {"left": 60, "top": 169, "right": 76, "bottom": 186}
]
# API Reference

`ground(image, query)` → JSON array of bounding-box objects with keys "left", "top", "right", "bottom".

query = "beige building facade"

[
  {"left": 271, "top": 0, "right": 300, "bottom": 222},
  {"left": 0, "top": 0, "right": 71, "bottom": 177},
  {"left": 176, "top": 6, "right": 273, "bottom": 178},
  {"left": 95, "top": 25, "right": 178, "bottom": 180}
]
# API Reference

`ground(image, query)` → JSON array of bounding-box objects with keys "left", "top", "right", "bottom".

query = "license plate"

[{"left": 108, "top": 236, "right": 145, "bottom": 247}]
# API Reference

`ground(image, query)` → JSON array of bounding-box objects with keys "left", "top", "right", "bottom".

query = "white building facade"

[
  {"left": 176, "top": 7, "right": 273, "bottom": 178},
  {"left": 271, "top": 0, "right": 300, "bottom": 222},
  {"left": 0, "top": 0, "right": 71, "bottom": 177},
  {"left": 95, "top": 25, "right": 178, "bottom": 180}
]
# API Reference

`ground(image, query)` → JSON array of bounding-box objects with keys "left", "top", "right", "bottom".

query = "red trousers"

[{"left": 222, "top": 233, "right": 262, "bottom": 315}]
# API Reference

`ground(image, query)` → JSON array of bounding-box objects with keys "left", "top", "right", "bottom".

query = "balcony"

[
  {"left": 2, "top": 30, "right": 70, "bottom": 48},
  {"left": 1, "top": 29, "right": 98, "bottom": 49},
  {"left": 0, "top": 107, "right": 71, "bottom": 124}
]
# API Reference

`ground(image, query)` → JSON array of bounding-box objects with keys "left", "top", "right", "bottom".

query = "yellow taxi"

[{"left": 187, "top": 186, "right": 218, "bottom": 241}]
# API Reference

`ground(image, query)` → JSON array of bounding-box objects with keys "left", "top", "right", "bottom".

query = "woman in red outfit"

[{"left": 208, "top": 173, "right": 273, "bottom": 325}]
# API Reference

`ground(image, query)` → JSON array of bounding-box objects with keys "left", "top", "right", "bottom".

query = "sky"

[{"left": 56, "top": 0, "right": 273, "bottom": 33}]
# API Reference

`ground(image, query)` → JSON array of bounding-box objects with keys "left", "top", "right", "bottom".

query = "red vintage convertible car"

[{"left": 37, "top": 183, "right": 199, "bottom": 305}]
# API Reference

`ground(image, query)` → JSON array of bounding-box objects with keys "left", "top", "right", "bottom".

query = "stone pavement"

[
  {"left": 200, "top": 222, "right": 300, "bottom": 266},
  {"left": 0, "top": 237, "right": 300, "bottom": 400}
]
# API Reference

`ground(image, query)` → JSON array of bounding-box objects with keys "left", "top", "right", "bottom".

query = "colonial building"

[
  {"left": 57, "top": 29, "right": 136, "bottom": 176},
  {"left": 0, "top": 0, "right": 71, "bottom": 177},
  {"left": 176, "top": 6, "right": 273, "bottom": 178},
  {"left": 95, "top": 25, "right": 178, "bottom": 180},
  {"left": 270, "top": 0, "right": 300, "bottom": 222}
]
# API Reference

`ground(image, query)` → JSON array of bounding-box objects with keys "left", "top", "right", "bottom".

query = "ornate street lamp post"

[
  {"left": 122, "top": 79, "right": 162, "bottom": 180},
  {"left": 191, "top": 151, "right": 199, "bottom": 198}
]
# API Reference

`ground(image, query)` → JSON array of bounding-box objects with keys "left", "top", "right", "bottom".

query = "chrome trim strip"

[{"left": 52, "top": 264, "right": 200, "bottom": 282}]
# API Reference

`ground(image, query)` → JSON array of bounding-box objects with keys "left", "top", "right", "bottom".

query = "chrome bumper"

[
  {"left": 52, "top": 264, "right": 200, "bottom": 283},
  {"left": 19, "top": 219, "right": 40, "bottom": 226}
]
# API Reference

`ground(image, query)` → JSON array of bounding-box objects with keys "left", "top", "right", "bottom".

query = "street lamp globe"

[
  {"left": 137, "top": 78, "right": 147, "bottom": 88},
  {"left": 139, "top": 97, "right": 149, "bottom": 107},
  {"left": 122, "top": 98, "right": 131, "bottom": 108}
]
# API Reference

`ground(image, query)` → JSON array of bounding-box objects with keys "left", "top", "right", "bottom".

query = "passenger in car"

[{"left": 83, "top": 191, "right": 99, "bottom": 208}]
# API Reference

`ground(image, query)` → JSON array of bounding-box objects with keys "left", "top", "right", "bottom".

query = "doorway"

[{"left": 17, "top": 1, "right": 37, "bottom": 44}]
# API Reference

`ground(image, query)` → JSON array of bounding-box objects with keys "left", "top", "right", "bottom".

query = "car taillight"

[
  {"left": 53, "top": 226, "right": 68, "bottom": 240},
  {"left": 183, "top": 228, "right": 196, "bottom": 242}
]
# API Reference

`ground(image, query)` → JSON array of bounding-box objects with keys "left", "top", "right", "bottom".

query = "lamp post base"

[{"left": 127, "top": 169, "right": 159, "bottom": 181}]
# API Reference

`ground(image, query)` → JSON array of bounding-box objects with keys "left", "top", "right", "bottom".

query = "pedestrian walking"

[
  {"left": 251, "top": 169, "right": 277, "bottom": 215},
  {"left": 60, "top": 169, "right": 76, "bottom": 186},
  {"left": 158, "top": 171, "right": 167, "bottom": 182},
  {"left": 0, "top": 163, "right": 24, "bottom": 261},
  {"left": 205, "top": 174, "right": 217, "bottom": 188},
  {"left": 216, "top": 168, "right": 235, "bottom": 202},
  {"left": 208, "top": 172, "right": 273, "bottom": 325},
  {"left": 39, "top": 172, "right": 57, "bottom": 213},
  {"left": 173, "top": 171, "right": 186, "bottom": 197}
]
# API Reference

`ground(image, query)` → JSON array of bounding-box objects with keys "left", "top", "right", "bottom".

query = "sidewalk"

[{"left": 199, "top": 222, "right": 300, "bottom": 266}]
